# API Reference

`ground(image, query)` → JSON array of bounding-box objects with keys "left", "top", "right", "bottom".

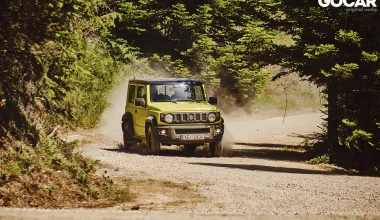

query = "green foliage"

[
  {"left": 307, "top": 154, "right": 330, "bottom": 165},
  {"left": 342, "top": 119, "right": 356, "bottom": 128},
  {"left": 304, "top": 44, "right": 339, "bottom": 60},
  {"left": 274, "top": 0, "right": 380, "bottom": 172},
  {"left": 0, "top": 139, "right": 97, "bottom": 186},
  {"left": 362, "top": 51, "right": 378, "bottom": 63},
  {"left": 340, "top": 119, "right": 376, "bottom": 153},
  {"left": 43, "top": 139, "right": 98, "bottom": 185},
  {"left": 112, "top": 0, "right": 279, "bottom": 107},
  {"left": 335, "top": 30, "right": 361, "bottom": 47},
  {"left": 331, "top": 63, "right": 358, "bottom": 79},
  {"left": 0, "top": 144, "right": 42, "bottom": 180},
  {"left": 0, "top": 0, "right": 136, "bottom": 197},
  {"left": 345, "top": 130, "right": 374, "bottom": 150},
  {"left": 0, "top": 0, "right": 135, "bottom": 133}
]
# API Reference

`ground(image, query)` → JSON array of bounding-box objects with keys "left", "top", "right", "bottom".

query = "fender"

[{"left": 121, "top": 112, "right": 135, "bottom": 136}]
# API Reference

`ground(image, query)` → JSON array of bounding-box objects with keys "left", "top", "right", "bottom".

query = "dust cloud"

[
  {"left": 98, "top": 72, "right": 323, "bottom": 157},
  {"left": 98, "top": 79, "right": 129, "bottom": 143}
]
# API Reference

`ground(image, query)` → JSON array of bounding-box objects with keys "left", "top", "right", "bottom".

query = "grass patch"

[{"left": 103, "top": 183, "right": 132, "bottom": 203}]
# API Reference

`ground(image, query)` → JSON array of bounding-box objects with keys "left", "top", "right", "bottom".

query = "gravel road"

[
  {"left": 81, "top": 114, "right": 380, "bottom": 215},
  {"left": 1, "top": 113, "right": 379, "bottom": 219}
]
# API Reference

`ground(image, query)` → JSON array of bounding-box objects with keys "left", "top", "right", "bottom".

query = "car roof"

[{"left": 129, "top": 78, "right": 203, "bottom": 84}]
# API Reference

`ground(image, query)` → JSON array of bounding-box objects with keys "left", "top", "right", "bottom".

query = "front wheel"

[
  {"left": 147, "top": 126, "right": 160, "bottom": 155},
  {"left": 209, "top": 140, "right": 223, "bottom": 157}
]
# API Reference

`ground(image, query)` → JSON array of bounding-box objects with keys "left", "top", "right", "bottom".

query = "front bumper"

[{"left": 154, "top": 124, "right": 224, "bottom": 145}]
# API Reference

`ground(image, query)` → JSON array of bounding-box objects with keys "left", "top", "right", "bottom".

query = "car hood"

[{"left": 149, "top": 102, "right": 218, "bottom": 112}]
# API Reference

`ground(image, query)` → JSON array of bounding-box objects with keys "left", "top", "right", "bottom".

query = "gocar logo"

[{"left": 318, "top": 0, "right": 377, "bottom": 7}]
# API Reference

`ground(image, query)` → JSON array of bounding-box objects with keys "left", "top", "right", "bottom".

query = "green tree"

[
  {"left": 0, "top": 0, "right": 133, "bottom": 142},
  {"left": 113, "top": 0, "right": 278, "bottom": 107},
  {"left": 0, "top": 0, "right": 136, "bottom": 188},
  {"left": 274, "top": 1, "right": 380, "bottom": 172}
]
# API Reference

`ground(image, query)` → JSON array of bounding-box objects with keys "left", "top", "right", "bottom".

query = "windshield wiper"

[
  {"left": 171, "top": 99, "right": 190, "bottom": 103},
  {"left": 170, "top": 99, "right": 203, "bottom": 103}
]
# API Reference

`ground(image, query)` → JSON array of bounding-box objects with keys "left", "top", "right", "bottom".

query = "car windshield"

[{"left": 150, "top": 82, "right": 205, "bottom": 102}]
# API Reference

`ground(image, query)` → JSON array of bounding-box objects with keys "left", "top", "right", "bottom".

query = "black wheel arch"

[
  {"left": 145, "top": 115, "right": 158, "bottom": 138},
  {"left": 121, "top": 112, "right": 135, "bottom": 136}
]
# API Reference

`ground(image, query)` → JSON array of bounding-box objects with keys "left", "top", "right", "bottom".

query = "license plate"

[{"left": 180, "top": 134, "right": 205, "bottom": 140}]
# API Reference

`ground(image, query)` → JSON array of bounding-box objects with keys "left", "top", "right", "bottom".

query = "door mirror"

[
  {"left": 135, "top": 98, "right": 146, "bottom": 107},
  {"left": 208, "top": 97, "right": 217, "bottom": 105}
]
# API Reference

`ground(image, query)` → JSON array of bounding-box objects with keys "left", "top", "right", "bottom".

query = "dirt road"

[{"left": 1, "top": 113, "right": 380, "bottom": 219}]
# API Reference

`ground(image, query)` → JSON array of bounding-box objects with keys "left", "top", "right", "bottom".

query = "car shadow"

[
  {"left": 101, "top": 143, "right": 212, "bottom": 158},
  {"left": 230, "top": 146, "right": 306, "bottom": 162},
  {"left": 188, "top": 162, "right": 339, "bottom": 175},
  {"left": 229, "top": 132, "right": 326, "bottom": 162}
]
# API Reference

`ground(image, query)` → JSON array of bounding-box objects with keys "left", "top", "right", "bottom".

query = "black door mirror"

[
  {"left": 135, "top": 98, "right": 146, "bottom": 107},
  {"left": 209, "top": 97, "right": 217, "bottom": 105}
]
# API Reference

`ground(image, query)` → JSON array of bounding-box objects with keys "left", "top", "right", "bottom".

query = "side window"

[
  {"left": 128, "top": 85, "right": 136, "bottom": 103},
  {"left": 194, "top": 86, "right": 204, "bottom": 101},
  {"left": 137, "top": 86, "right": 146, "bottom": 99}
]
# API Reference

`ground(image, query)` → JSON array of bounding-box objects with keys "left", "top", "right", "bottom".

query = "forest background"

[{"left": 0, "top": 0, "right": 379, "bottom": 207}]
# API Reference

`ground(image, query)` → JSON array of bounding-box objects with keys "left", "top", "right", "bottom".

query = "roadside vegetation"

[
  {"left": 0, "top": 0, "right": 379, "bottom": 208},
  {"left": 254, "top": 72, "right": 323, "bottom": 115},
  {"left": 0, "top": 0, "right": 134, "bottom": 207}
]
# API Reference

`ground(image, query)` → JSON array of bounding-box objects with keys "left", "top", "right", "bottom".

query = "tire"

[
  {"left": 147, "top": 126, "right": 160, "bottom": 155},
  {"left": 184, "top": 144, "right": 197, "bottom": 153},
  {"left": 122, "top": 121, "right": 133, "bottom": 151},
  {"left": 209, "top": 140, "right": 223, "bottom": 157}
]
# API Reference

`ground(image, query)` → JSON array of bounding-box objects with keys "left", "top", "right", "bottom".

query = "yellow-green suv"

[{"left": 121, "top": 78, "right": 224, "bottom": 156}]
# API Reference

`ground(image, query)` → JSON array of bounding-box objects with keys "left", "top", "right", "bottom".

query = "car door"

[
  {"left": 126, "top": 84, "right": 136, "bottom": 113},
  {"left": 133, "top": 84, "right": 148, "bottom": 137}
]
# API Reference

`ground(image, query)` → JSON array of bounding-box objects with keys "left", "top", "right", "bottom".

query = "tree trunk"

[{"left": 327, "top": 80, "right": 339, "bottom": 162}]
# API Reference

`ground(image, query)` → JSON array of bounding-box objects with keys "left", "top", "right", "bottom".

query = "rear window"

[
  {"left": 137, "top": 86, "right": 146, "bottom": 99},
  {"left": 128, "top": 85, "right": 135, "bottom": 103}
]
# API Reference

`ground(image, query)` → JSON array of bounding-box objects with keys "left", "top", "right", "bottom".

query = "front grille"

[
  {"left": 175, "top": 128, "right": 210, "bottom": 134},
  {"left": 173, "top": 113, "right": 208, "bottom": 123}
]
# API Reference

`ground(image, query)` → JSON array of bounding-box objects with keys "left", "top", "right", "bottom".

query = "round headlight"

[
  {"left": 208, "top": 113, "right": 216, "bottom": 122},
  {"left": 164, "top": 114, "right": 174, "bottom": 123}
]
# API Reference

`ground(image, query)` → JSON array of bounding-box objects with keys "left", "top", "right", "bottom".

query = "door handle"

[{"left": 135, "top": 110, "right": 137, "bottom": 114}]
